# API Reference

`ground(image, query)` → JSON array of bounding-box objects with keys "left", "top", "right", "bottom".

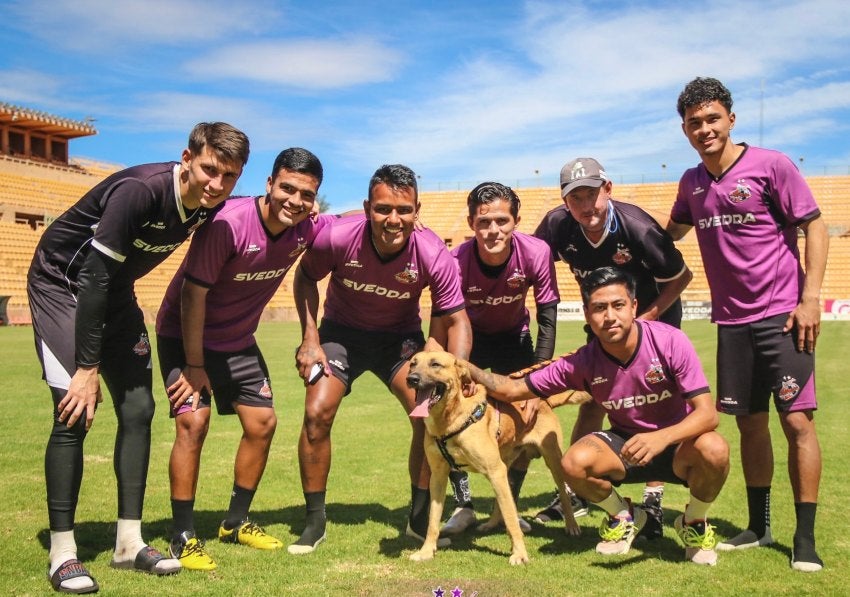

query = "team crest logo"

[
  {"left": 565, "top": 244, "right": 578, "bottom": 253},
  {"left": 645, "top": 359, "right": 665, "bottom": 384},
  {"left": 395, "top": 263, "right": 419, "bottom": 284},
  {"left": 133, "top": 333, "right": 151, "bottom": 356},
  {"left": 612, "top": 244, "right": 632, "bottom": 265},
  {"left": 258, "top": 378, "right": 273, "bottom": 399},
  {"left": 400, "top": 339, "right": 419, "bottom": 360},
  {"left": 729, "top": 180, "right": 751, "bottom": 203},
  {"left": 506, "top": 269, "right": 526, "bottom": 289},
  {"left": 779, "top": 375, "right": 800, "bottom": 402},
  {"left": 288, "top": 237, "right": 308, "bottom": 258}
]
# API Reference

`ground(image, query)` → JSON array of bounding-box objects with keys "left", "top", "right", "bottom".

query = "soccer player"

[
  {"left": 465, "top": 267, "right": 730, "bottom": 565},
  {"left": 438, "top": 182, "right": 560, "bottom": 536},
  {"left": 668, "top": 77, "right": 828, "bottom": 572},
  {"left": 532, "top": 157, "right": 693, "bottom": 536},
  {"left": 289, "top": 164, "right": 472, "bottom": 554},
  {"left": 28, "top": 122, "right": 248, "bottom": 593},
  {"left": 156, "top": 148, "right": 330, "bottom": 571}
]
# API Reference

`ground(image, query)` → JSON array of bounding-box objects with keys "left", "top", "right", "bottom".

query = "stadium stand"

[{"left": 1, "top": 102, "right": 848, "bottom": 324}]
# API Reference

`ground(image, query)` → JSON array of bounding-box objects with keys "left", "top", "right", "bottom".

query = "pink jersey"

[
  {"left": 527, "top": 320, "right": 710, "bottom": 435},
  {"left": 452, "top": 232, "right": 559, "bottom": 335},
  {"left": 299, "top": 215, "right": 465, "bottom": 332},
  {"left": 156, "top": 196, "right": 334, "bottom": 351},
  {"left": 671, "top": 145, "right": 820, "bottom": 324}
]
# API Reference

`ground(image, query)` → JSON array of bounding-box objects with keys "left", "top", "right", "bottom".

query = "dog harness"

[{"left": 436, "top": 400, "right": 488, "bottom": 471}]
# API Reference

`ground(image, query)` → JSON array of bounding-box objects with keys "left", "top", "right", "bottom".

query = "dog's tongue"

[{"left": 409, "top": 395, "right": 431, "bottom": 418}]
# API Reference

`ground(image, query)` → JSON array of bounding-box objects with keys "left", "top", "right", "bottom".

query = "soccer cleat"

[
  {"left": 636, "top": 490, "right": 664, "bottom": 540},
  {"left": 675, "top": 515, "right": 718, "bottom": 566},
  {"left": 406, "top": 522, "right": 452, "bottom": 548},
  {"left": 533, "top": 491, "right": 588, "bottom": 523},
  {"left": 169, "top": 531, "right": 217, "bottom": 571},
  {"left": 790, "top": 551, "right": 824, "bottom": 572},
  {"left": 716, "top": 527, "right": 773, "bottom": 552},
  {"left": 218, "top": 520, "right": 283, "bottom": 550},
  {"left": 440, "top": 507, "right": 477, "bottom": 536},
  {"left": 595, "top": 503, "right": 647, "bottom": 556}
]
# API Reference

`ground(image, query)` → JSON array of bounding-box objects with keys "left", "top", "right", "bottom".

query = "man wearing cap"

[{"left": 532, "top": 157, "right": 693, "bottom": 537}]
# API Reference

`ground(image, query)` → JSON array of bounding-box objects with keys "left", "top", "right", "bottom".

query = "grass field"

[{"left": 1, "top": 320, "right": 847, "bottom": 596}]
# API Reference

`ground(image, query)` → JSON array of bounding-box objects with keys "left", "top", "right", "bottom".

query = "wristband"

[{"left": 185, "top": 364, "right": 205, "bottom": 369}]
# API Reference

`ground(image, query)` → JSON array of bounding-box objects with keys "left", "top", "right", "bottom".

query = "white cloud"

[
  {"left": 182, "top": 38, "right": 405, "bottom": 89},
  {"left": 8, "top": 0, "right": 276, "bottom": 50}
]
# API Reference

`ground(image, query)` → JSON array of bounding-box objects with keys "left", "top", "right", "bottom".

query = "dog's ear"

[{"left": 455, "top": 358, "right": 473, "bottom": 387}]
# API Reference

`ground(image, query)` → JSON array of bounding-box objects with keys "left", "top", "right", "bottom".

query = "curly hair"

[{"left": 676, "top": 77, "right": 733, "bottom": 118}]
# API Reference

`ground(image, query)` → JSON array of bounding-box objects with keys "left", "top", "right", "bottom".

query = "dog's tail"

[{"left": 508, "top": 351, "right": 592, "bottom": 409}]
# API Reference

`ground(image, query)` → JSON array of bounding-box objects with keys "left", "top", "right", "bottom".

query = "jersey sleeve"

[
  {"left": 428, "top": 242, "right": 466, "bottom": 315},
  {"left": 667, "top": 328, "right": 711, "bottom": 399},
  {"left": 670, "top": 175, "right": 695, "bottom": 226},
  {"left": 182, "top": 216, "right": 235, "bottom": 288},
  {"left": 636, "top": 217, "right": 688, "bottom": 283},
  {"left": 531, "top": 242, "right": 560, "bottom": 306},
  {"left": 769, "top": 153, "right": 821, "bottom": 226},
  {"left": 525, "top": 352, "right": 586, "bottom": 397},
  {"left": 298, "top": 219, "right": 336, "bottom": 281},
  {"left": 89, "top": 178, "right": 157, "bottom": 262}
]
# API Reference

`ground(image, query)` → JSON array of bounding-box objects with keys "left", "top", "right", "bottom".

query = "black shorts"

[
  {"left": 716, "top": 313, "right": 817, "bottom": 415},
  {"left": 29, "top": 282, "right": 151, "bottom": 392},
  {"left": 157, "top": 334, "right": 273, "bottom": 416},
  {"left": 318, "top": 319, "right": 425, "bottom": 394},
  {"left": 593, "top": 429, "right": 687, "bottom": 487},
  {"left": 469, "top": 330, "right": 534, "bottom": 375}
]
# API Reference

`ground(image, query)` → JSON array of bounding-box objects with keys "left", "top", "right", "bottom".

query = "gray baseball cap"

[{"left": 560, "top": 158, "right": 608, "bottom": 197}]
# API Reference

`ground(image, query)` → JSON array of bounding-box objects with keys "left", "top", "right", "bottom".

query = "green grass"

[{"left": 0, "top": 320, "right": 847, "bottom": 596}]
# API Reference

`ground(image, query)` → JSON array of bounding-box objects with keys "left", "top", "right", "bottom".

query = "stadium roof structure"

[{"left": 0, "top": 101, "right": 97, "bottom": 139}]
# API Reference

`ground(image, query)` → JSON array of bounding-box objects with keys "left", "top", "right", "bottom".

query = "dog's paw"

[
  {"left": 564, "top": 523, "right": 582, "bottom": 537},
  {"left": 409, "top": 548, "right": 435, "bottom": 562},
  {"left": 509, "top": 551, "right": 530, "bottom": 566}
]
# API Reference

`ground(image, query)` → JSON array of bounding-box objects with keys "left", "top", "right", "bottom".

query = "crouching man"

[{"left": 464, "top": 266, "right": 729, "bottom": 565}]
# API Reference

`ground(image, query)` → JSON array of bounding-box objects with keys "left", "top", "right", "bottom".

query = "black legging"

[{"left": 45, "top": 362, "right": 154, "bottom": 531}]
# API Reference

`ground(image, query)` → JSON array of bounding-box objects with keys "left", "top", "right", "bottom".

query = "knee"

[
  {"left": 176, "top": 416, "right": 210, "bottom": 449},
  {"left": 302, "top": 409, "right": 334, "bottom": 443},
  {"left": 694, "top": 432, "right": 730, "bottom": 471},
  {"left": 560, "top": 446, "right": 593, "bottom": 484},
  {"left": 246, "top": 410, "right": 277, "bottom": 442},
  {"left": 781, "top": 410, "right": 816, "bottom": 441}
]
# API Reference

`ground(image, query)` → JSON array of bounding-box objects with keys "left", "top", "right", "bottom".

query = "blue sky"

[{"left": 2, "top": 0, "right": 850, "bottom": 211}]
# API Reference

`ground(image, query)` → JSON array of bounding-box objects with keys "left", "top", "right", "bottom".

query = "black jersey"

[
  {"left": 534, "top": 201, "right": 686, "bottom": 325},
  {"left": 29, "top": 162, "right": 214, "bottom": 294}
]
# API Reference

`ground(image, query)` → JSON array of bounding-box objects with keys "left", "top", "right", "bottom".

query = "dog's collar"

[{"left": 436, "top": 400, "right": 488, "bottom": 471}]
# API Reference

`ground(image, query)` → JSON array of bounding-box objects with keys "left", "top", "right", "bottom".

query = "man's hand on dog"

[{"left": 517, "top": 398, "right": 541, "bottom": 426}]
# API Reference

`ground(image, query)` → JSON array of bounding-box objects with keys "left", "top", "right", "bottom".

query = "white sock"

[
  {"left": 684, "top": 495, "right": 713, "bottom": 522},
  {"left": 593, "top": 490, "right": 630, "bottom": 518},
  {"left": 49, "top": 531, "right": 94, "bottom": 591},
  {"left": 114, "top": 519, "right": 146, "bottom": 560}
]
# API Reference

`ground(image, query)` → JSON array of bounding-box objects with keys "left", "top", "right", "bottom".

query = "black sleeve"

[
  {"left": 533, "top": 303, "right": 558, "bottom": 363},
  {"left": 74, "top": 248, "right": 122, "bottom": 367}
]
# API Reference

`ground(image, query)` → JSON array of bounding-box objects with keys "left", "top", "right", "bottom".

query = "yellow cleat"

[
  {"left": 218, "top": 520, "right": 283, "bottom": 550},
  {"left": 169, "top": 531, "right": 217, "bottom": 571}
]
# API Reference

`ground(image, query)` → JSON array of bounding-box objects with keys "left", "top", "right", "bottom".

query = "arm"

[
  {"left": 166, "top": 280, "right": 211, "bottom": 411},
  {"left": 428, "top": 308, "right": 472, "bottom": 360},
  {"left": 620, "top": 392, "right": 718, "bottom": 466},
  {"left": 58, "top": 249, "right": 121, "bottom": 430},
  {"left": 293, "top": 264, "right": 329, "bottom": 381},
  {"left": 464, "top": 360, "right": 536, "bottom": 403},
  {"left": 785, "top": 215, "right": 829, "bottom": 352},
  {"left": 637, "top": 267, "right": 693, "bottom": 321},
  {"left": 666, "top": 220, "right": 693, "bottom": 242},
  {"left": 533, "top": 303, "right": 557, "bottom": 362}
]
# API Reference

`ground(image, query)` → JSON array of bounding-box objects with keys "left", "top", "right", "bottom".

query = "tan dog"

[{"left": 406, "top": 350, "right": 588, "bottom": 565}]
